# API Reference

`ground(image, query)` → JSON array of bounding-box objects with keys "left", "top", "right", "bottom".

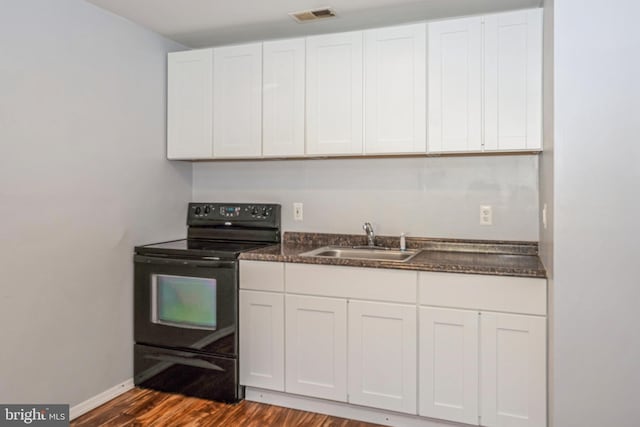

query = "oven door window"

[{"left": 152, "top": 274, "right": 217, "bottom": 330}]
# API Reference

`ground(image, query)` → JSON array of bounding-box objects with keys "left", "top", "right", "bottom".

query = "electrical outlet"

[
  {"left": 293, "top": 202, "right": 303, "bottom": 221},
  {"left": 480, "top": 205, "right": 492, "bottom": 225}
]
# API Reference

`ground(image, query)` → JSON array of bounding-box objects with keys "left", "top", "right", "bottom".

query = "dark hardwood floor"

[{"left": 71, "top": 388, "right": 383, "bottom": 426}]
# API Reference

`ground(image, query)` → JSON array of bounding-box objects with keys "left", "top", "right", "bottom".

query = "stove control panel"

[{"left": 188, "top": 203, "right": 281, "bottom": 227}]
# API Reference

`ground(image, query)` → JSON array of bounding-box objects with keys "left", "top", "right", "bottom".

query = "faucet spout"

[{"left": 363, "top": 222, "right": 375, "bottom": 247}]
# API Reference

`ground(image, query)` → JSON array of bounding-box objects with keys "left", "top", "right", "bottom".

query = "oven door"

[{"left": 134, "top": 254, "right": 237, "bottom": 356}]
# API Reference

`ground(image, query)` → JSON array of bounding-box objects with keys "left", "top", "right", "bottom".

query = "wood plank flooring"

[{"left": 71, "top": 388, "right": 383, "bottom": 426}]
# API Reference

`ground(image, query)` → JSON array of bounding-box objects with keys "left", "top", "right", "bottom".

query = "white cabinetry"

[
  {"left": 262, "top": 38, "right": 305, "bottom": 157},
  {"left": 418, "top": 272, "right": 547, "bottom": 427},
  {"left": 419, "top": 307, "right": 479, "bottom": 424},
  {"left": 239, "top": 290, "right": 284, "bottom": 391},
  {"left": 480, "top": 312, "right": 546, "bottom": 427},
  {"left": 286, "top": 264, "right": 418, "bottom": 413},
  {"left": 306, "top": 32, "right": 363, "bottom": 155},
  {"left": 364, "top": 24, "right": 426, "bottom": 154},
  {"left": 239, "top": 261, "right": 285, "bottom": 391},
  {"left": 239, "top": 261, "right": 547, "bottom": 426},
  {"left": 484, "top": 9, "right": 542, "bottom": 151},
  {"left": 213, "top": 43, "right": 262, "bottom": 157},
  {"left": 348, "top": 301, "right": 417, "bottom": 414},
  {"left": 285, "top": 295, "right": 347, "bottom": 401},
  {"left": 167, "top": 48, "right": 213, "bottom": 159},
  {"left": 428, "top": 9, "right": 542, "bottom": 153},
  {"left": 427, "top": 17, "right": 482, "bottom": 153}
]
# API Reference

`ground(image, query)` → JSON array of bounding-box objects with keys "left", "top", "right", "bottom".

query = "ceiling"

[{"left": 86, "top": 0, "right": 543, "bottom": 48}]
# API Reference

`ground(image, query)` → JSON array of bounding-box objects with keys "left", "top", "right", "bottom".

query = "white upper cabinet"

[
  {"left": 167, "top": 49, "right": 213, "bottom": 159},
  {"left": 428, "top": 9, "right": 542, "bottom": 153},
  {"left": 262, "top": 38, "right": 305, "bottom": 157},
  {"left": 484, "top": 9, "right": 543, "bottom": 151},
  {"left": 364, "top": 24, "right": 426, "bottom": 154},
  {"left": 428, "top": 17, "right": 483, "bottom": 153},
  {"left": 306, "top": 32, "right": 363, "bottom": 155},
  {"left": 213, "top": 43, "right": 262, "bottom": 158},
  {"left": 168, "top": 9, "right": 542, "bottom": 159}
]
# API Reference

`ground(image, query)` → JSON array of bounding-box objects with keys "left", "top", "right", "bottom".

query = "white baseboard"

[
  {"left": 245, "top": 387, "right": 471, "bottom": 427},
  {"left": 70, "top": 378, "right": 134, "bottom": 420}
]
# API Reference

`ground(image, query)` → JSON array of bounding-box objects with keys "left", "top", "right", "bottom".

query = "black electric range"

[{"left": 133, "top": 202, "right": 281, "bottom": 403}]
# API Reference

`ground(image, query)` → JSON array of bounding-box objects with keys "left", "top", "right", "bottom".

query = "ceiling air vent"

[{"left": 289, "top": 7, "right": 337, "bottom": 23}]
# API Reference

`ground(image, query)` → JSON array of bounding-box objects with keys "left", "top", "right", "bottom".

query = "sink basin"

[{"left": 300, "top": 246, "right": 418, "bottom": 263}]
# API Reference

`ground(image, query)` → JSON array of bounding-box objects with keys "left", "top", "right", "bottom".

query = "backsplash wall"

[{"left": 193, "top": 155, "right": 539, "bottom": 241}]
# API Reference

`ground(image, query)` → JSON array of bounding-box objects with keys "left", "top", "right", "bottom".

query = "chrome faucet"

[{"left": 363, "top": 222, "right": 375, "bottom": 247}]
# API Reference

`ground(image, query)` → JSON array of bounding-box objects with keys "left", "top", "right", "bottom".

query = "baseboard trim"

[
  {"left": 70, "top": 378, "right": 134, "bottom": 420},
  {"left": 245, "top": 387, "right": 470, "bottom": 427}
]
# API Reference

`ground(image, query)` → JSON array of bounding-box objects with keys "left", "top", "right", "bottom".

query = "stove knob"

[
  {"left": 251, "top": 207, "right": 259, "bottom": 216},
  {"left": 262, "top": 207, "right": 269, "bottom": 217},
  {"left": 204, "top": 206, "right": 211, "bottom": 215},
  {"left": 194, "top": 206, "right": 202, "bottom": 215}
]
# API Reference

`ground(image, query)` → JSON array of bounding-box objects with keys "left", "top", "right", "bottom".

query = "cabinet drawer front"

[
  {"left": 419, "top": 272, "right": 546, "bottom": 315},
  {"left": 240, "top": 261, "right": 284, "bottom": 292},
  {"left": 286, "top": 263, "right": 417, "bottom": 303}
]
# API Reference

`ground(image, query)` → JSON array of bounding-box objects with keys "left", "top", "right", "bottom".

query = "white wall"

[
  {"left": 0, "top": 0, "right": 191, "bottom": 406},
  {"left": 539, "top": 0, "right": 554, "bottom": 424},
  {"left": 553, "top": 0, "right": 640, "bottom": 426},
  {"left": 194, "top": 155, "right": 539, "bottom": 241}
]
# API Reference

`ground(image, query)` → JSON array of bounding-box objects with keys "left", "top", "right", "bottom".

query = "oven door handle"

[
  {"left": 145, "top": 353, "right": 226, "bottom": 372},
  {"left": 134, "top": 255, "right": 236, "bottom": 269}
]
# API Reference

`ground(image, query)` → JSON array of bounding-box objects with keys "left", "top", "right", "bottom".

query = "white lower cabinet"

[
  {"left": 239, "top": 261, "right": 547, "bottom": 427},
  {"left": 480, "top": 312, "right": 546, "bottom": 427},
  {"left": 239, "top": 290, "right": 284, "bottom": 391},
  {"left": 348, "top": 301, "right": 417, "bottom": 414},
  {"left": 285, "top": 295, "right": 347, "bottom": 401},
  {"left": 419, "top": 307, "right": 546, "bottom": 427},
  {"left": 419, "top": 307, "right": 479, "bottom": 424}
]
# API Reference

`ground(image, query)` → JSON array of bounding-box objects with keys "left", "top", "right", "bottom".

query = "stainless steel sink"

[{"left": 300, "top": 246, "right": 419, "bottom": 263}]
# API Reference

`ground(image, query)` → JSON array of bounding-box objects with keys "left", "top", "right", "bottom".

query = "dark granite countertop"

[{"left": 239, "top": 232, "right": 547, "bottom": 279}]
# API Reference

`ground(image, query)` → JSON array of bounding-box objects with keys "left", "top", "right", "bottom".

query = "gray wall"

[
  {"left": 193, "top": 156, "right": 539, "bottom": 241},
  {"left": 0, "top": 0, "right": 191, "bottom": 406},
  {"left": 553, "top": 0, "right": 640, "bottom": 425}
]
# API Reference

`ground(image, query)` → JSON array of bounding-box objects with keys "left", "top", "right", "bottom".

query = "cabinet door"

[
  {"left": 239, "top": 290, "right": 284, "bottom": 391},
  {"left": 167, "top": 49, "right": 213, "bottom": 159},
  {"left": 213, "top": 43, "right": 262, "bottom": 158},
  {"left": 419, "top": 307, "right": 479, "bottom": 424},
  {"left": 480, "top": 313, "right": 546, "bottom": 427},
  {"left": 285, "top": 295, "right": 347, "bottom": 402},
  {"left": 364, "top": 23, "right": 426, "bottom": 154},
  {"left": 262, "top": 38, "right": 305, "bottom": 157},
  {"left": 306, "top": 32, "right": 363, "bottom": 155},
  {"left": 348, "top": 301, "right": 417, "bottom": 414},
  {"left": 484, "top": 9, "right": 542, "bottom": 151},
  {"left": 428, "top": 17, "right": 482, "bottom": 153}
]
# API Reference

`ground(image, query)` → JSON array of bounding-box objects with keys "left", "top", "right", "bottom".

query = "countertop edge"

[{"left": 239, "top": 247, "right": 547, "bottom": 279}]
